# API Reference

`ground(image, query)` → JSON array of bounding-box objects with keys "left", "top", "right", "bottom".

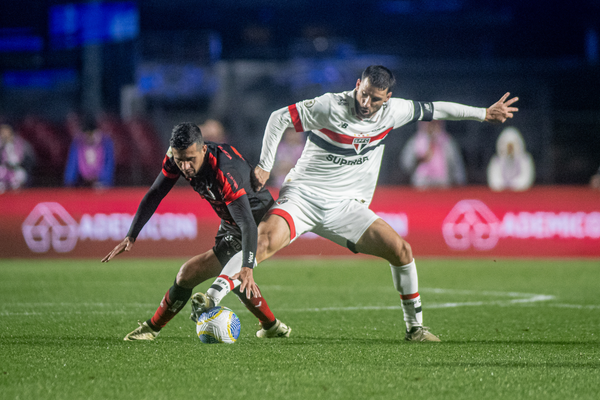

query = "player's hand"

[
  {"left": 252, "top": 166, "right": 270, "bottom": 191},
  {"left": 232, "top": 267, "right": 261, "bottom": 299},
  {"left": 101, "top": 237, "right": 135, "bottom": 262},
  {"left": 485, "top": 92, "right": 519, "bottom": 123}
]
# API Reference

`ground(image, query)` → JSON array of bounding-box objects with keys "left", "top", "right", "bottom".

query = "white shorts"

[{"left": 267, "top": 185, "right": 380, "bottom": 252}]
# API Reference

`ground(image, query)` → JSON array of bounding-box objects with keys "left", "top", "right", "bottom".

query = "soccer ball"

[{"left": 196, "top": 306, "right": 241, "bottom": 344}]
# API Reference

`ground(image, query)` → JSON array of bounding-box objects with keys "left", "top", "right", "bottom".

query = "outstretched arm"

[
  {"left": 101, "top": 172, "right": 177, "bottom": 262},
  {"left": 431, "top": 93, "right": 519, "bottom": 123}
]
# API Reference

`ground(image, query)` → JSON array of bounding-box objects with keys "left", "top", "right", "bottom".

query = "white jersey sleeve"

[
  {"left": 257, "top": 106, "right": 293, "bottom": 172},
  {"left": 257, "top": 94, "right": 332, "bottom": 172},
  {"left": 291, "top": 94, "right": 333, "bottom": 132},
  {"left": 387, "top": 98, "right": 419, "bottom": 128},
  {"left": 432, "top": 101, "right": 486, "bottom": 121}
]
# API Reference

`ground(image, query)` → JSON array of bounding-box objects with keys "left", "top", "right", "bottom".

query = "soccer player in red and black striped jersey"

[{"left": 102, "top": 122, "right": 291, "bottom": 340}]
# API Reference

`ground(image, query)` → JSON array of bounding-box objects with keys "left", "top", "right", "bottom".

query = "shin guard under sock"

[
  {"left": 148, "top": 281, "right": 193, "bottom": 331},
  {"left": 390, "top": 260, "right": 423, "bottom": 330},
  {"left": 232, "top": 286, "right": 276, "bottom": 327}
]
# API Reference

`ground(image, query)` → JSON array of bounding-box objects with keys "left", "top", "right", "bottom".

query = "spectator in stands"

[
  {"left": 64, "top": 118, "right": 115, "bottom": 188},
  {"left": 590, "top": 165, "right": 600, "bottom": 190},
  {"left": 198, "top": 119, "right": 227, "bottom": 142},
  {"left": 269, "top": 127, "right": 306, "bottom": 187},
  {"left": 0, "top": 123, "right": 35, "bottom": 193},
  {"left": 487, "top": 126, "right": 535, "bottom": 191},
  {"left": 126, "top": 118, "right": 164, "bottom": 185},
  {"left": 19, "top": 116, "right": 67, "bottom": 175},
  {"left": 400, "top": 120, "right": 466, "bottom": 188}
]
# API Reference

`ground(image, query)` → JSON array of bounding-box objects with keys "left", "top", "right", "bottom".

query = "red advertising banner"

[{"left": 1, "top": 186, "right": 599, "bottom": 259}]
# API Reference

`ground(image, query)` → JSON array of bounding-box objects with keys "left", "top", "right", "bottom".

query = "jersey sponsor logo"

[
  {"left": 303, "top": 99, "right": 315, "bottom": 108},
  {"left": 275, "top": 198, "right": 288, "bottom": 205},
  {"left": 326, "top": 154, "right": 369, "bottom": 166},
  {"left": 352, "top": 137, "right": 371, "bottom": 154}
]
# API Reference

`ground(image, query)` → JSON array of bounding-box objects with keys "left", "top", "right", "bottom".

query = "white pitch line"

[
  {"left": 0, "top": 310, "right": 131, "bottom": 317},
  {"left": 278, "top": 290, "right": 557, "bottom": 312},
  {"left": 420, "top": 287, "right": 554, "bottom": 298},
  {"left": 1, "top": 289, "right": 598, "bottom": 316},
  {"left": 545, "top": 303, "right": 600, "bottom": 310}
]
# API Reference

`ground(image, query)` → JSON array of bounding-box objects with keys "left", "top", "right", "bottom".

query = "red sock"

[
  {"left": 148, "top": 282, "right": 192, "bottom": 331},
  {"left": 233, "top": 286, "right": 276, "bottom": 327}
]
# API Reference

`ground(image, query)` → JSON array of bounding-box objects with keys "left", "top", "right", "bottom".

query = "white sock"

[
  {"left": 206, "top": 252, "right": 243, "bottom": 306},
  {"left": 390, "top": 259, "right": 423, "bottom": 330}
]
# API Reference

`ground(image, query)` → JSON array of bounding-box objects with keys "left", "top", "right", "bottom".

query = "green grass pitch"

[{"left": 1, "top": 257, "right": 599, "bottom": 399}]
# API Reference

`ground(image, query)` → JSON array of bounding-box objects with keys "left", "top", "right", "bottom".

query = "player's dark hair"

[
  {"left": 170, "top": 122, "right": 204, "bottom": 150},
  {"left": 361, "top": 65, "right": 396, "bottom": 92}
]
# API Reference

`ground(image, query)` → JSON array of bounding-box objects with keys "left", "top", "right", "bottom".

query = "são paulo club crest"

[{"left": 352, "top": 137, "right": 371, "bottom": 154}]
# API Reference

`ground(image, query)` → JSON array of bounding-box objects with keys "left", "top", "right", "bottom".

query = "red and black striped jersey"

[{"left": 162, "top": 141, "right": 273, "bottom": 225}]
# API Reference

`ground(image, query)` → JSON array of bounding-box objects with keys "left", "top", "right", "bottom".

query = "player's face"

[
  {"left": 172, "top": 142, "right": 207, "bottom": 179},
  {"left": 355, "top": 78, "right": 392, "bottom": 119}
]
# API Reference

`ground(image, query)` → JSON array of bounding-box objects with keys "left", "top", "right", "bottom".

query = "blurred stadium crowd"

[{"left": 1, "top": 1, "right": 599, "bottom": 190}]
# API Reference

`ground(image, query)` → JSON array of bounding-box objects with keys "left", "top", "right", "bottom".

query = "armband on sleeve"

[{"left": 411, "top": 101, "right": 435, "bottom": 122}]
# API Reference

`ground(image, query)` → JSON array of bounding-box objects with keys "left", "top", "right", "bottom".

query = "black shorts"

[{"left": 212, "top": 221, "right": 243, "bottom": 267}]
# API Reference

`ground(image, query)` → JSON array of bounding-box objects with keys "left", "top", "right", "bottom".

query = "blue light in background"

[
  {"left": 49, "top": 2, "right": 139, "bottom": 49},
  {"left": 0, "top": 28, "right": 43, "bottom": 53},
  {"left": 3, "top": 69, "right": 78, "bottom": 89}
]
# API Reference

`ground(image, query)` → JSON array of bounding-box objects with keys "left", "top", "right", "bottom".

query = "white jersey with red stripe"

[{"left": 258, "top": 89, "right": 486, "bottom": 205}]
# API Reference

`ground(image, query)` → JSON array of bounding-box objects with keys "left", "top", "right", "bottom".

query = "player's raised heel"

[
  {"left": 405, "top": 326, "right": 441, "bottom": 342},
  {"left": 124, "top": 321, "right": 159, "bottom": 341},
  {"left": 190, "top": 292, "right": 213, "bottom": 322},
  {"left": 256, "top": 319, "right": 292, "bottom": 338}
]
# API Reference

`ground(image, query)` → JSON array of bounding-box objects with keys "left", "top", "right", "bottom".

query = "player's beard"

[
  {"left": 182, "top": 170, "right": 196, "bottom": 179},
  {"left": 355, "top": 99, "right": 372, "bottom": 118}
]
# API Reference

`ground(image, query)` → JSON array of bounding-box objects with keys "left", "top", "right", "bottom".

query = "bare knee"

[{"left": 256, "top": 215, "right": 290, "bottom": 263}]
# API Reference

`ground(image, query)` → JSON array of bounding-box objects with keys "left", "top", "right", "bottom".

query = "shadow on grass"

[
  {"left": 262, "top": 336, "right": 600, "bottom": 346},
  {"left": 3, "top": 335, "right": 599, "bottom": 349}
]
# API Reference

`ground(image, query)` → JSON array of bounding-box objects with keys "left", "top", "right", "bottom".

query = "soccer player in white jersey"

[{"left": 232, "top": 65, "right": 519, "bottom": 342}]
